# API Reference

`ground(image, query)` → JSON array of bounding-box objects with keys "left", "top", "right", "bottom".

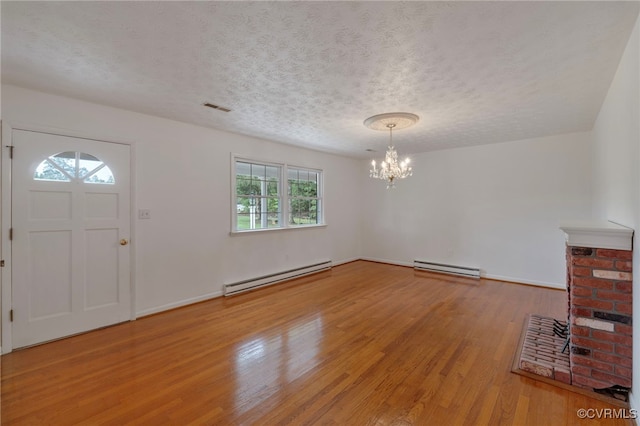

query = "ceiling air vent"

[{"left": 203, "top": 102, "right": 231, "bottom": 113}]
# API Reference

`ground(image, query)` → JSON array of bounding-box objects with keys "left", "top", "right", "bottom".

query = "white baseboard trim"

[
  {"left": 359, "top": 257, "right": 565, "bottom": 289},
  {"left": 482, "top": 273, "right": 565, "bottom": 290},
  {"left": 136, "top": 290, "right": 223, "bottom": 318},
  {"left": 359, "top": 257, "right": 414, "bottom": 268}
]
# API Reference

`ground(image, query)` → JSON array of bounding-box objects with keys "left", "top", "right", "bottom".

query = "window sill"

[{"left": 230, "top": 223, "right": 327, "bottom": 235}]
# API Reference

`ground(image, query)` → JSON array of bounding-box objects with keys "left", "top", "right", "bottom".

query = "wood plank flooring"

[{"left": 1, "top": 261, "right": 633, "bottom": 425}]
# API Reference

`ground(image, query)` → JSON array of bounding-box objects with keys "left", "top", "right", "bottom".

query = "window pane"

[
  {"left": 240, "top": 178, "right": 260, "bottom": 196},
  {"left": 289, "top": 197, "right": 318, "bottom": 226},
  {"left": 79, "top": 153, "right": 99, "bottom": 161},
  {"left": 237, "top": 210, "right": 265, "bottom": 230},
  {"left": 265, "top": 212, "right": 280, "bottom": 228},
  {"left": 267, "top": 180, "right": 278, "bottom": 196},
  {"left": 237, "top": 213, "right": 251, "bottom": 230},
  {"left": 289, "top": 200, "right": 300, "bottom": 225},
  {"left": 266, "top": 166, "right": 279, "bottom": 179},
  {"left": 50, "top": 152, "right": 76, "bottom": 176},
  {"left": 267, "top": 197, "right": 279, "bottom": 214},
  {"left": 78, "top": 156, "right": 103, "bottom": 179},
  {"left": 252, "top": 164, "right": 266, "bottom": 180},
  {"left": 237, "top": 197, "right": 250, "bottom": 213},
  {"left": 84, "top": 165, "right": 115, "bottom": 184},
  {"left": 236, "top": 177, "right": 250, "bottom": 196},
  {"left": 236, "top": 161, "right": 251, "bottom": 176},
  {"left": 290, "top": 181, "right": 298, "bottom": 197},
  {"left": 268, "top": 217, "right": 280, "bottom": 228},
  {"left": 304, "top": 181, "right": 317, "bottom": 197},
  {"left": 288, "top": 168, "right": 319, "bottom": 198},
  {"left": 249, "top": 179, "right": 260, "bottom": 195},
  {"left": 34, "top": 159, "right": 71, "bottom": 182}
]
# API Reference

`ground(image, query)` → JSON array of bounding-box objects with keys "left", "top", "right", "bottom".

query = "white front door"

[{"left": 11, "top": 130, "right": 131, "bottom": 348}]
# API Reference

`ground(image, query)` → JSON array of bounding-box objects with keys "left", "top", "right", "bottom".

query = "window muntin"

[
  {"left": 34, "top": 152, "right": 115, "bottom": 184},
  {"left": 233, "top": 157, "right": 323, "bottom": 232}
]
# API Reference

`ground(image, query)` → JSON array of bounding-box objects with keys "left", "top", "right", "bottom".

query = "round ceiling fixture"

[{"left": 363, "top": 112, "right": 419, "bottom": 131}]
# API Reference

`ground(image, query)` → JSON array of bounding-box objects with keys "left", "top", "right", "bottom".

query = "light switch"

[{"left": 138, "top": 209, "right": 151, "bottom": 219}]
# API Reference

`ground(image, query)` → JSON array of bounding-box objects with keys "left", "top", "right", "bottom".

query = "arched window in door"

[{"left": 34, "top": 151, "right": 115, "bottom": 184}]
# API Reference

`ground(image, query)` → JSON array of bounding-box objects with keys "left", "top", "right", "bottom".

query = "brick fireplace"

[{"left": 561, "top": 222, "right": 634, "bottom": 393}]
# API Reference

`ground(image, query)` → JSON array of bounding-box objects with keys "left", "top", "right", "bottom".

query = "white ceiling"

[{"left": 2, "top": 1, "right": 639, "bottom": 157}]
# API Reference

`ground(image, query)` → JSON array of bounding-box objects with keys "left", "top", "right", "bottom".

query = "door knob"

[{"left": 120, "top": 239, "right": 128, "bottom": 246}]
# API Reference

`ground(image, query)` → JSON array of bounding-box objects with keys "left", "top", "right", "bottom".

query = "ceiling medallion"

[{"left": 365, "top": 112, "right": 418, "bottom": 188}]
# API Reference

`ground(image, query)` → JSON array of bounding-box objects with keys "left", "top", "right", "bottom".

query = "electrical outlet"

[{"left": 138, "top": 209, "right": 151, "bottom": 219}]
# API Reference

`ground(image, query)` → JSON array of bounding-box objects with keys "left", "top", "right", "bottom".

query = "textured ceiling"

[{"left": 2, "top": 1, "right": 639, "bottom": 157}]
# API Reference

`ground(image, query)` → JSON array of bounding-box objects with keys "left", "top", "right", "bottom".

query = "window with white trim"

[{"left": 233, "top": 157, "right": 323, "bottom": 232}]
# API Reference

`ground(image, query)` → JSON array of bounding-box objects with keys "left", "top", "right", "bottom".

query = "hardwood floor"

[{"left": 1, "top": 261, "right": 633, "bottom": 425}]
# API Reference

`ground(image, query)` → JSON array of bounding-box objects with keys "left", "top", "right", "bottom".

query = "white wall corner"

[
  {"left": 559, "top": 221, "right": 634, "bottom": 250},
  {"left": 629, "top": 391, "right": 638, "bottom": 417},
  {"left": 332, "top": 257, "right": 360, "bottom": 267}
]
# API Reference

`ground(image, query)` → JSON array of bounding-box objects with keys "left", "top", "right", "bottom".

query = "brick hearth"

[{"left": 519, "top": 314, "right": 571, "bottom": 384}]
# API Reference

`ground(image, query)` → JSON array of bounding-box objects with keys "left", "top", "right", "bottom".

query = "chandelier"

[{"left": 365, "top": 112, "right": 418, "bottom": 188}]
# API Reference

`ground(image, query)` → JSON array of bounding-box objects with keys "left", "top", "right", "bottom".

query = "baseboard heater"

[
  {"left": 414, "top": 260, "right": 481, "bottom": 279},
  {"left": 224, "top": 260, "right": 332, "bottom": 296}
]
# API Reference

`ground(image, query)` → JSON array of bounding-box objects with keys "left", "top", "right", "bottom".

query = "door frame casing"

[
  {"left": 1, "top": 122, "right": 137, "bottom": 354},
  {"left": 1, "top": 122, "right": 12, "bottom": 354}
]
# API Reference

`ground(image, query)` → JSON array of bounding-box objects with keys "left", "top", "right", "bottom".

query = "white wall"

[
  {"left": 1, "top": 84, "right": 362, "bottom": 315},
  {"left": 361, "top": 132, "right": 593, "bottom": 288},
  {"left": 591, "top": 14, "right": 640, "bottom": 412}
]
